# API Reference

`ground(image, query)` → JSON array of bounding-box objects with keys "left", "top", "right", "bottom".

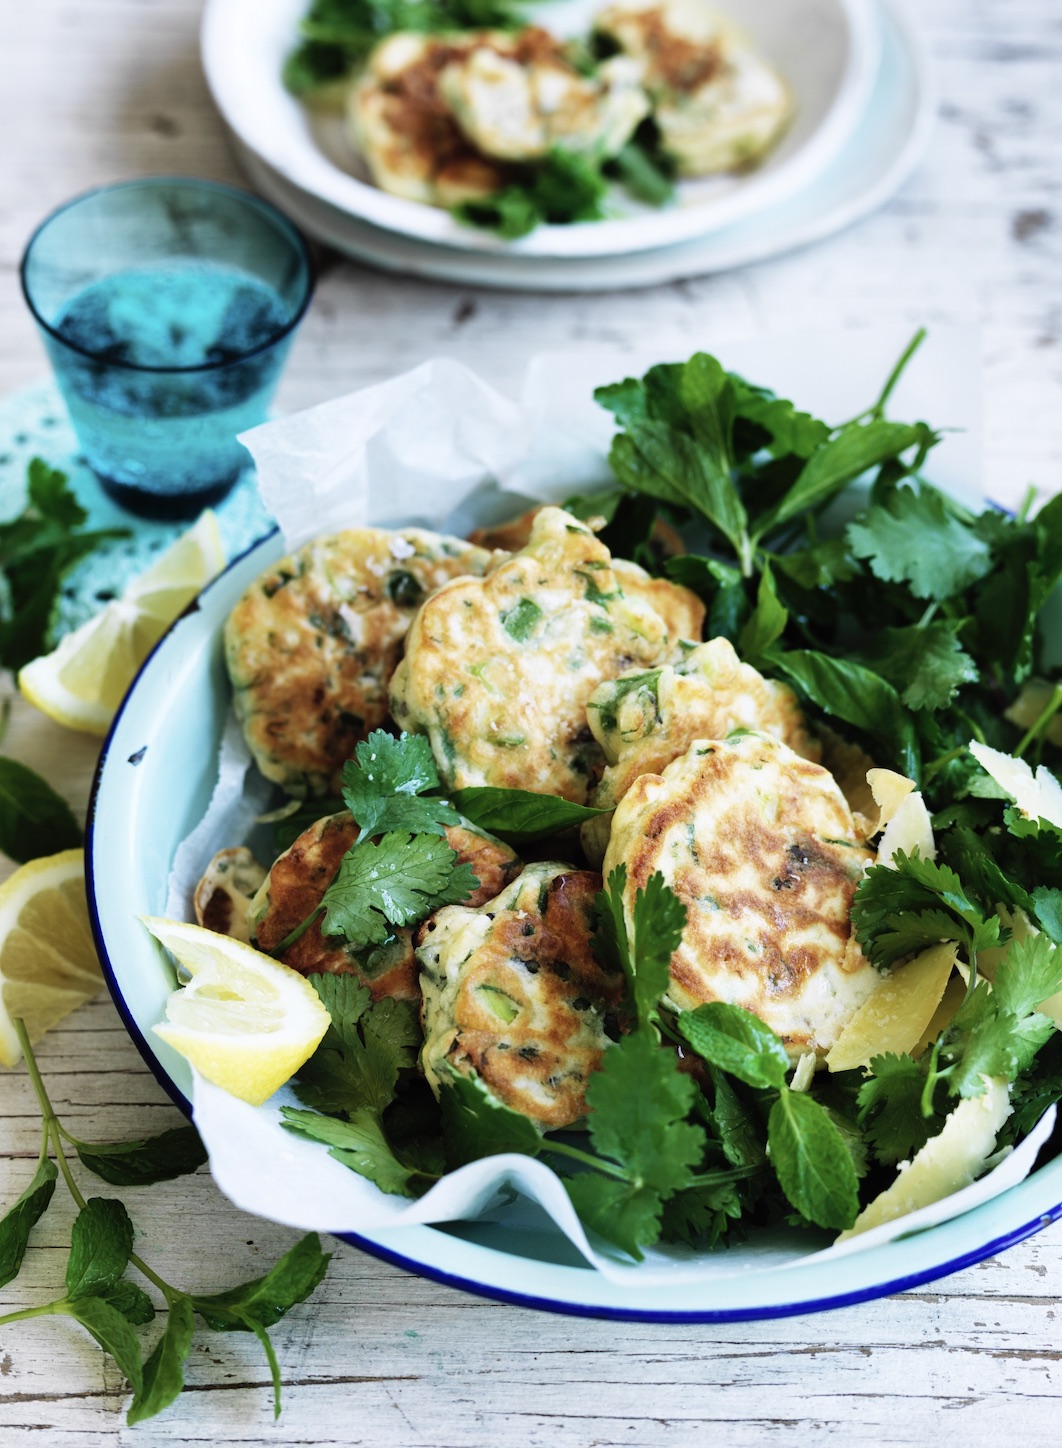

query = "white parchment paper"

[{"left": 171, "top": 329, "right": 1052, "bottom": 1281}]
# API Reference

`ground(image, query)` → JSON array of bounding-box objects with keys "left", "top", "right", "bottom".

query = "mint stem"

[{"left": 0, "top": 1300, "right": 67, "bottom": 1329}]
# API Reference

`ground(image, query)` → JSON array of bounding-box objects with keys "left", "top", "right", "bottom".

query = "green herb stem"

[
  {"left": 685, "top": 1164, "right": 764, "bottom": 1189},
  {"left": 0, "top": 1300, "right": 67, "bottom": 1329},
  {"left": 543, "top": 1139, "right": 630, "bottom": 1183},
  {"left": 1014, "top": 682, "right": 1062, "bottom": 759},
  {"left": 870, "top": 327, "right": 927, "bottom": 421},
  {"left": 271, "top": 904, "right": 325, "bottom": 956}
]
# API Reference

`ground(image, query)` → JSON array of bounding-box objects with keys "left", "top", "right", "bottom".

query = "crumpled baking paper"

[{"left": 171, "top": 329, "right": 1051, "bottom": 1282}]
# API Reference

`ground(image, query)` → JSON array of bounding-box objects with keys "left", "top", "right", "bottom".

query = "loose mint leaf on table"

[
  {"left": 449, "top": 786, "right": 611, "bottom": 844},
  {"left": 867, "top": 620, "right": 980, "bottom": 712},
  {"left": 63, "top": 1295, "right": 144, "bottom": 1395},
  {"left": 678, "top": 1002, "right": 790, "bottom": 1091},
  {"left": 100, "top": 1279, "right": 156, "bottom": 1326},
  {"left": 65, "top": 1197, "right": 134, "bottom": 1300},
  {"left": 857, "top": 1054, "right": 940, "bottom": 1166},
  {"left": 767, "top": 1089, "right": 860, "bottom": 1230},
  {"left": 847, "top": 481, "right": 994, "bottom": 600},
  {"left": 341, "top": 730, "right": 455, "bottom": 838},
  {"left": 439, "top": 1070, "right": 543, "bottom": 1167},
  {"left": 0, "top": 756, "right": 82, "bottom": 863},
  {"left": 74, "top": 1125, "right": 208, "bottom": 1187},
  {"left": 0, "top": 1157, "right": 57, "bottom": 1287},
  {"left": 320, "top": 831, "right": 477, "bottom": 947},
  {"left": 191, "top": 1233, "right": 331, "bottom": 1334},
  {"left": 127, "top": 1295, "right": 195, "bottom": 1427}
]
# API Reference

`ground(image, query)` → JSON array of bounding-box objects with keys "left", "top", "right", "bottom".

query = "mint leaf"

[
  {"left": 678, "top": 1002, "right": 790, "bottom": 1090},
  {"left": 65, "top": 1197, "right": 133, "bottom": 1299},
  {"left": 0, "top": 756, "right": 82, "bottom": 863},
  {"left": 63, "top": 1295, "right": 143, "bottom": 1394},
  {"left": 74, "top": 1126, "right": 207, "bottom": 1187},
  {"left": 27, "top": 457, "right": 86, "bottom": 527},
  {"left": 769, "top": 649, "right": 909, "bottom": 743},
  {"left": 767, "top": 1088, "right": 860, "bottom": 1230},
  {"left": 449, "top": 787, "right": 610, "bottom": 844},
  {"left": 101, "top": 1279, "right": 156, "bottom": 1326},
  {"left": 126, "top": 1295, "right": 195, "bottom": 1426},
  {"left": 320, "top": 831, "right": 477, "bottom": 947},
  {"left": 340, "top": 731, "right": 455, "bottom": 838},
  {"left": 0, "top": 1158, "right": 57, "bottom": 1287},
  {"left": 439, "top": 1070, "right": 543, "bottom": 1166},
  {"left": 191, "top": 1233, "right": 330, "bottom": 1334},
  {"left": 707, "top": 1067, "right": 766, "bottom": 1169},
  {"left": 868, "top": 621, "right": 979, "bottom": 712},
  {"left": 847, "top": 482, "right": 993, "bottom": 600}
]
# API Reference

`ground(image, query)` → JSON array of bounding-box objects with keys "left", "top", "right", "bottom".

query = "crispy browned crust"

[
  {"left": 224, "top": 528, "right": 491, "bottom": 796},
  {"left": 253, "top": 814, "right": 521, "bottom": 1001},
  {"left": 625, "top": 7, "right": 723, "bottom": 91},
  {"left": 419, "top": 867, "right": 624, "bottom": 1128},
  {"left": 193, "top": 847, "right": 267, "bottom": 945},
  {"left": 605, "top": 736, "right": 876, "bottom": 1052}
]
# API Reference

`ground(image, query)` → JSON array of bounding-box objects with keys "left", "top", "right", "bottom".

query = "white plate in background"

[
  {"left": 229, "top": 0, "right": 930, "bottom": 291},
  {"left": 202, "top": 0, "right": 881, "bottom": 258}
]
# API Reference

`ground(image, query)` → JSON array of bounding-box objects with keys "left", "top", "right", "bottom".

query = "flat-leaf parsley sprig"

[
  {"left": 274, "top": 730, "right": 479, "bottom": 953},
  {"left": 0, "top": 1020, "right": 330, "bottom": 1425}
]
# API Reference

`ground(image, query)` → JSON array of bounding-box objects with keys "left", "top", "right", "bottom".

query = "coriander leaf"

[
  {"left": 63, "top": 1295, "right": 143, "bottom": 1394},
  {"left": 320, "top": 831, "right": 477, "bottom": 947},
  {"left": 766, "top": 1088, "right": 860, "bottom": 1230},
  {"left": 627, "top": 872, "right": 686, "bottom": 1028},
  {"left": 101, "top": 1279, "right": 156, "bottom": 1326},
  {"left": 592, "top": 864, "right": 632, "bottom": 981},
  {"left": 659, "top": 1179, "right": 745, "bottom": 1248},
  {"left": 761, "top": 421, "right": 938, "bottom": 535},
  {"left": 858, "top": 1054, "right": 939, "bottom": 1165},
  {"left": 993, "top": 935, "right": 1062, "bottom": 1018},
  {"left": 127, "top": 1295, "right": 195, "bottom": 1426},
  {"left": 191, "top": 1232, "right": 330, "bottom": 1334},
  {"left": 947, "top": 1002, "right": 1036, "bottom": 1098},
  {"left": 939, "top": 825, "right": 1034, "bottom": 916},
  {"left": 772, "top": 537, "right": 857, "bottom": 590},
  {"left": 439, "top": 1069, "right": 543, "bottom": 1166},
  {"left": 564, "top": 1173, "right": 665, "bottom": 1260},
  {"left": 296, "top": 994, "right": 420, "bottom": 1119},
  {"left": 894, "top": 852, "right": 1000, "bottom": 953},
  {"left": 307, "top": 971, "right": 372, "bottom": 1044},
  {"left": 678, "top": 1002, "right": 790, "bottom": 1090},
  {"left": 282, "top": 1106, "right": 425, "bottom": 1195},
  {"left": 868, "top": 621, "right": 979, "bottom": 712},
  {"left": 27, "top": 457, "right": 86, "bottom": 528},
  {"left": 340, "top": 731, "right": 454, "bottom": 838},
  {"left": 65, "top": 1197, "right": 134, "bottom": 1299},
  {"left": 0, "top": 1157, "right": 57, "bottom": 1287},
  {"left": 581, "top": 1031, "right": 703, "bottom": 1213},
  {"left": 738, "top": 564, "right": 787, "bottom": 665},
  {"left": 0, "top": 756, "right": 82, "bottom": 862},
  {"left": 852, "top": 853, "right": 999, "bottom": 968},
  {"left": 847, "top": 481, "right": 993, "bottom": 600},
  {"left": 1032, "top": 887, "right": 1062, "bottom": 944},
  {"left": 449, "top": 786, "right": 610, "bottom": 844},
  {"left": 74, "top": 1126, "right": 207, "bottom": 1187}
]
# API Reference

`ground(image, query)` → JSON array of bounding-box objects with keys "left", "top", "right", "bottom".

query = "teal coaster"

[{"left": 0, "top": 380, "right": 276, "bottom": 639}]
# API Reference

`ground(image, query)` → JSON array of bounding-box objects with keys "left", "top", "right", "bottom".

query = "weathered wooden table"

[{"left": 2, "top": 0, "right": 1062, "bottom": 1441}]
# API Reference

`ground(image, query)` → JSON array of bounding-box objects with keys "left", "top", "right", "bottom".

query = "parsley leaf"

[
  {"left": 439, "top": 1069, "right": 543, "bottom": 1166},
  {"left": 320, "top": 831, "right": 477, "bottom": 948},
  {"left": 847, "top": 482, "right": 994, "bottom": 600},
  {"left": 282, "top": 1106, "right": 429, "bottom": 1195}
]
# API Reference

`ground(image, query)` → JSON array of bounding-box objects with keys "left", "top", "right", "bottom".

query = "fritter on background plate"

[
  {"left": 389, "top": 505, "right": 699, "bottom": 802},
  {"left": 603, "top": 732, "right": 878, "bottom": 1054},
  {"left": 225, "top": 527, "right": 492, "bottom": 797},
  {"left": 417, "top": 861, "right": 625, "bottom": 1128}
]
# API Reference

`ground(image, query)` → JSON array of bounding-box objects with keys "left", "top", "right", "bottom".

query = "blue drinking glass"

[{"left": 20, "top": 177, "right": 315, "bottom": 520}]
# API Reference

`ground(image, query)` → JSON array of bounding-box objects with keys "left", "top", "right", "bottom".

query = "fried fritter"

[
  {"left": 193, "top": 847, "right": 267, "bottom": 945},
  {"left": 224, "top": 527, "right": 492, "bottom": 797},
  {"left": 594, "top": 0, "right": 792, "bottom": 176},
  {"left": 603, "top": 733, "right": 878, "bottom": 1054},
  {"left": 249, "top": 812, "right": 521, "bottom": 1002},
  {"left": 389, "top": 506, "right": 680, "bottom": 802},
  {"left": 417, "top": 861, "right": 625, "bottom": 1128}
]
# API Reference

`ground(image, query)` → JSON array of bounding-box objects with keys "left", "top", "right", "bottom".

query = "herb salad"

[{"left": 196, "top": 332, "right": 1062, "bottom": 1264}]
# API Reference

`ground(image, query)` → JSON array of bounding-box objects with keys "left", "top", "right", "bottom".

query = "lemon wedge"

[
  {"left": 143, "top": 917, "right": 331, "bottom": 1107},
  {"left": 19, "top": 510, "right": 225, "bottom": 735},
  {"left": 0, "top": 849, "right": 102, "bottom": 1068}
]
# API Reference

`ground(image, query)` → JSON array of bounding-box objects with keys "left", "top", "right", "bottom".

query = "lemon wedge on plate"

[
  {"left": 0, "top": 849, "right": 102, "bottom": 1068},
  {"left": 143, "top": 918, "right": 331, "bottom": 1107},
  {"left": 19, "top": 509, "right": 226, "bottom": 735}
]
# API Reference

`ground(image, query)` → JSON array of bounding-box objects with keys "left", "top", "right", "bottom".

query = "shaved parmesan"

[
  {"left": 969, "top": 741, "right": 1062, "bottom": 829},
  {"left": 865, "top": 768, "right": 916, "bottom": 836},
  {"left": 837, "top": 1077, "right": 1011, "bottom": 1240},
  {"left": 877, "top": 790, "right": 936, "bottom": 867},
  {"left": 826, "top": 942, "right": 958, "bottom": 1072}
]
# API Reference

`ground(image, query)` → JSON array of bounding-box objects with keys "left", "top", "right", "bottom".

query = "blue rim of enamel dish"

[{"left": 85, "top": 525, "right": 1062, "bottom": 1324}]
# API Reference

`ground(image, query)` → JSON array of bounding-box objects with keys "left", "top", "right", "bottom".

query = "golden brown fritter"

[
  {"left": 417, "top": 862, "right": 625, "bottom": 1129},
  {"left": 389, "top": 506, "right": 680, "bottom": 803},
  {"left": 193, "top": 847, "right": 267, "bottom": 945},
  {"left": 250, "top": 812, "right": 521, "bottom": 1002},
  {"left": 603, "top": 733, "right": 878, "bottom": 1054},
  {"left": 224, "top": 527, "right": 492, "bottom": 797}
]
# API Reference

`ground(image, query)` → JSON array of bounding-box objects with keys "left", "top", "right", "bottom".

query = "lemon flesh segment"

[
  {"left": 18, "top": 509, "right": 225, "bottom": 736},
  {"left": 143, "top": 917, "right": 331, "bottom": 1107},
  {"left": 0, "top": 850, "right": 102, "bottom": 1068}
]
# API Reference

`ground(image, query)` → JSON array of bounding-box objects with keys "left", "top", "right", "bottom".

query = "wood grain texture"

[{"left": 2, "top": 0, "right": 1062, "bottom": 1441}]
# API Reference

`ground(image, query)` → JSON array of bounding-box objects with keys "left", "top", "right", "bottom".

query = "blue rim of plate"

[{"left": 86, "top": 526, "right": 1062, "bottom": 1324}]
